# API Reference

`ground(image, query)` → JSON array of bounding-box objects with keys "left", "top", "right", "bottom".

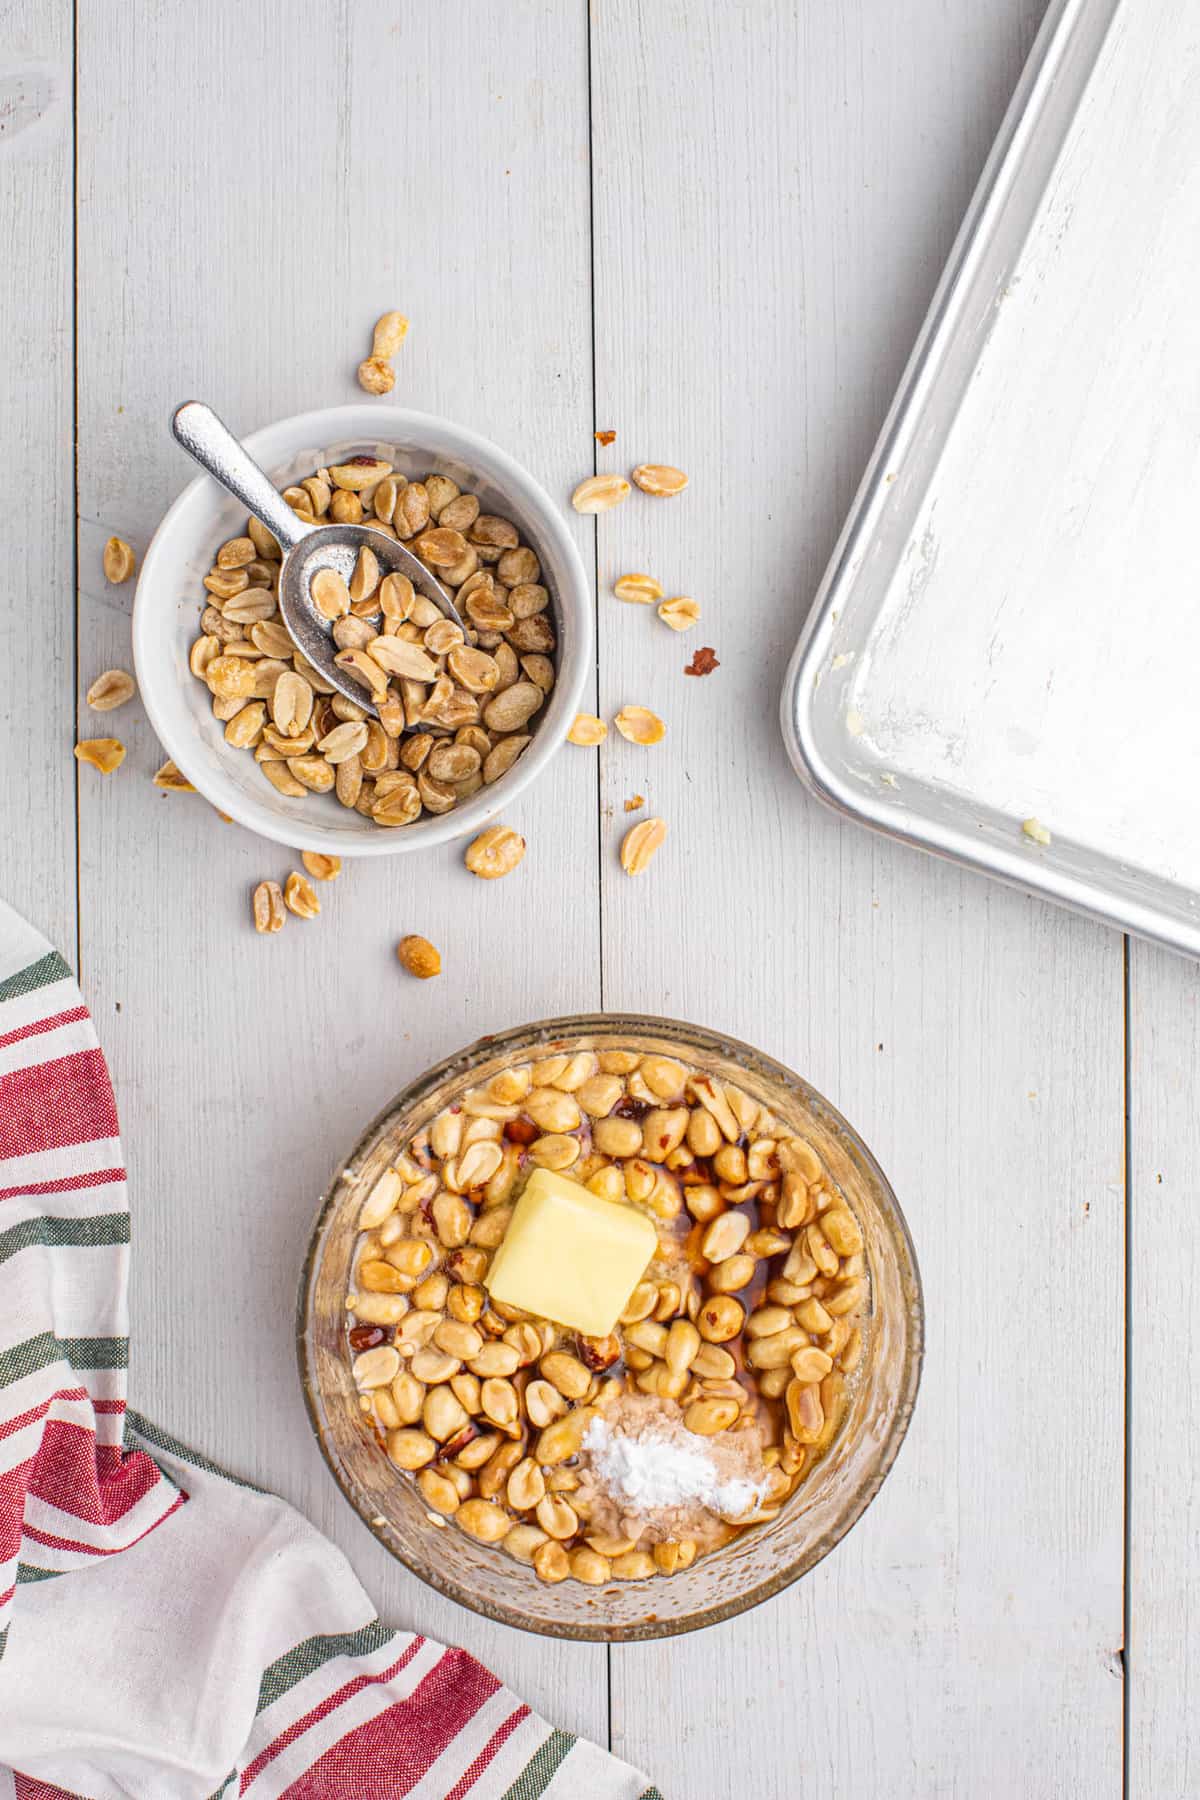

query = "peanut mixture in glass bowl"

[{"left": 299, "top": 1018, "right": 923, "bottom": 1641}]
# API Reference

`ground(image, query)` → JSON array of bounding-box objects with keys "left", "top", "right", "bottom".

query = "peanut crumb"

[{"left": 684, "top": 646, "right": 719, "bottom": 677}]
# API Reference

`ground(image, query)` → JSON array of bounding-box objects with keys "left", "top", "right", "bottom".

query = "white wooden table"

[{"left": 4, "top": 0, "right": 1191, "bottom": 1792}]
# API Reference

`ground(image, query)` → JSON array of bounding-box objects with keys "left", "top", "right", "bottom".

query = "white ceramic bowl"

[{"left": 133, "top": 405, "right": 592, "bottom": 856}]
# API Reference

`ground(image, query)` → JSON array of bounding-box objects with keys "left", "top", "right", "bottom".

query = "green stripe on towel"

[
  {"left": 256, "top": 1619, "right": 394, "bottom": 1713},
  {"left": 501, "top": 1728, "right": 577, "bottom": 1798},
  {"left": 0, "top": 949, "right": 72, "bottom": 1005},
  {"left": 0, "top": 1331, "right": 128, "bottom": 1388},
  {"left": 0, "top": 1210, "right": 130, "bottom": 1268}
]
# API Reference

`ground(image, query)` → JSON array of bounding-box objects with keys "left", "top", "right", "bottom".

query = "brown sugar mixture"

[{"left": 574, "top": 1392, "right": 771, "bottom": 1551}]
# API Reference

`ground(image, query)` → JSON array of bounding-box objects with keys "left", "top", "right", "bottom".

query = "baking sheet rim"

[{"left": 777, "top": 0, "right": 1200, "bottom": 955}]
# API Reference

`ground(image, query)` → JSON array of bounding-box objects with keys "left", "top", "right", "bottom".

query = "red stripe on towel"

[
  {"left": 0, "top": 1005, "right": 90, "bottom": 1053},
  {"left": 0, "top": 1388, "right": 90, "bottom": 1443},
  {"left": 272, "top": 1647, "right": 502, "bottom": 1798},
  {"left": 22, "top": 1488, "right": 184, "bottom": 1556},
  {"left": 15, "top": 1773, "right": 81, "bottom": 1799},
  {"left": 442, "top": 1702, "right": 532, "bottom": 1798},
  {"left": 241, "top": 1638, "right": 429, "bottom": 1792},
  {"left": 0, "top": 1166, "right": 125, "bottom": 1204},
  {"left": 0, "top": 1049, "right": 119, "bottom": 1162},
  {"left": 28, "top": 1418, "right": 162, "bottom": 1527}
]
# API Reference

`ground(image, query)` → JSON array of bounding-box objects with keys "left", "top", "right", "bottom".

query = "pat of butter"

[{"left": 485, "top": 1167, "right": 657, "bottom": 1337}]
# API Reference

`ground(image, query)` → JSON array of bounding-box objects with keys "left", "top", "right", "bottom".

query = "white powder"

[{"left": 582, "top": 1415, "right": 769, "bottom": 1521}]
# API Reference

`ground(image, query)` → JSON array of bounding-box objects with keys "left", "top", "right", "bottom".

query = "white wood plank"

[
  {"left": 74, "top": 0, "right": 605, "bottom": 1740},
  {"left": 591, "top": 2, "right": 1126, "bottom": 1794},
  {"left": 0, "top": 10, "right": 75, "bottom": 949},
  {"left": 1128, "top": 940, "right": 1198, "bottom": 1796}
]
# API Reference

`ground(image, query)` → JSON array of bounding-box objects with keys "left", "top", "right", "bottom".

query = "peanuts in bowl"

[
  {"left": 133, "top": 406, "right": 592, "bottom": 857},
  {"left": 299, "top": 1017, "right": 924, "bottom": 1639},
  {"left": 190, "top": 461, "right": 558, "bottom": 830},
  {"left": 344, "top": 1041, "right": 871, "bottom": 1587}
]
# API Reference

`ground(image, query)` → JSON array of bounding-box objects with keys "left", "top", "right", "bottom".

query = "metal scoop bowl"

[{"left": 171, "top": 400, "right": 463, "bottom": 719}]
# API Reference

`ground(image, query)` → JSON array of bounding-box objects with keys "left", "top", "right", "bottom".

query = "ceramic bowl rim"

[{"left": 132, "top": 403, "right": 592, "bottom": 856}]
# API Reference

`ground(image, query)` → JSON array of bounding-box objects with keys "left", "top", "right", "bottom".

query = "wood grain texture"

[
  {"left": 73, "top": 0, "right": 605, "bottom": 1740},
  {"left": 590, "top": 2, "right": 1126, "bottom": 1794},
  {"left": 1127, "top": 941, "right": 1199, "bottom": 1798},
  {"left": 0, "top": 7, "right": 75, "bottom": 950},
  {"left": 7, "top": 0, "right": 1179, "bottom": 1789}
]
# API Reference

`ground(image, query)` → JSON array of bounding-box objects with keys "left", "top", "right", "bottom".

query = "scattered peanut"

[
  {"left": 571, "top": 473, "right": 632, "bottom": 513},
  {"left": 620, "top": 817, "right": 667, "bottom": 875},
  {"left": 301, "top": 851, "right": 342, "bottom": 881},
  {"left": 251, "top": 880, "right": 285, "bottom": 934},
  {"left": 357, "top": 358, "right": 396, "bottom": 395},
  {"left": 102, "top": 536, "right": 136, "bottom": 583},
  {"left": 614, "top": 705, "right": 665, "bottom": 746},
  {"left": 86, "top": 669, "right": 136, "bottom": 711},
  {"left": 631, "top": 464, "right": 688, "bottom": 497},
  {"left": 465, "top": 825, "right": 526, "bottom": 880},
  {"left": 283, "top": 871, "right": 320, "bottom": 919},
  {"left": 74, "top": 738, "right": 125, "bottom": 774},
  {"left": 397, "top": 935, "right": 441, "bottom": 979},
  {"left": 657, "top": 597, "right": 700, "bottom": 632},
  {"left": 613, "top": 573, "right": 663, "bottom": 604},
  {"left": 372, "top": 311, "right": 409, "bottom": 360},
  {"left": 568, "top": 713, "right": 607, "bottom": 746},
  {"left": 152, "top": 759, "right": 194, "bottom": 791}
]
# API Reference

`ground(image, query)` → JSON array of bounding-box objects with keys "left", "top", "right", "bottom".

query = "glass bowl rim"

[{"left": 296, "top": 1011, "right": 925, "bottom": 1641}]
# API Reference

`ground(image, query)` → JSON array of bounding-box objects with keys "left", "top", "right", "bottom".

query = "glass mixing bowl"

[{"left": 297, "top": 1015, "right": 923, "bottom": 1641}]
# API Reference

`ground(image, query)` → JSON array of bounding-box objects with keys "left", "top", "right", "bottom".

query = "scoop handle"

[{"left": 171, "top": 401, "right": 310, "bottom": 554}]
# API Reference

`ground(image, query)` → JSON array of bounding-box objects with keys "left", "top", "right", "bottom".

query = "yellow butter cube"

[{"left": 485, "top": 1167, "right": 657, "bottom": 1336}]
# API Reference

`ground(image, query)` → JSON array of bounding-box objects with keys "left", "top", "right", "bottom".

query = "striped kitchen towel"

[{"left": 0, "top": 900, "right": 658, "bottom": 1800}]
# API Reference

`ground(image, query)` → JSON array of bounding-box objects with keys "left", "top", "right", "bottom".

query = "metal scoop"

[{"left": 171, "top": 401, "right": 463, "bottom": 718}]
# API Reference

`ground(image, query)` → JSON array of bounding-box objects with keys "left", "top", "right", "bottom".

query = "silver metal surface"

[
  {"left": 781, "top": 0, "right": 1200, "bottom": 957},
  {"left": 171, "top": 401, "right": 462, "bottom": 718}
]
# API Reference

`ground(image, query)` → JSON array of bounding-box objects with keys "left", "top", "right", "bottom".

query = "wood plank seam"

[{"left": 584, "top": 0, "right": 615, "bottom": 1750}]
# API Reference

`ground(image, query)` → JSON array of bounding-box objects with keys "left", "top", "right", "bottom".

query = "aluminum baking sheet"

[{"left": 781, "top": 0, "right": 1200, "bottom": 956}]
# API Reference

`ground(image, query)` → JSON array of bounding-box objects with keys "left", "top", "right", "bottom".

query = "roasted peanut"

[
  {"left": 456, "top": 1499, "right": 510, "bottom": 1543},
  {"left": 570, "top": 1547, "right": 612, "bottom": 1585},
  {"left": 387, "top": 1428, "right": 436, "bottom": 1470},
  {"left": 697, "top": 1296, "right": 745, "bottom": 1342},
  {"left": 505, "top": 1523, "right": 550, "bottom": 1565},
  {"left": 700, "top": 1212, "right": 751, "bottom": 1263},
  {"left": 707, "top": 1254, "right": 755, "bottom": 1294},
  {"left": 417, "top": 1468, "right": 461, "bottom": 1514},
  {"left": 571, "top": 473, "right": 631, "bottom": 512},
  {"left": 536, "top": 1494, "right": 579, "bottom": 1540},
  {"left": 631, "top": 463, "right": 688, "bottom": 496},
  {"left": 611, "top": 1550, "right": 657, "bottom": 1580},
  {"left": 791, "top": 1346, "right": 835, "bottom": 1383},
  {"left": 507, "top": 1457, "right": 546, "bottom": 1512},
  {"left": 423, "top": 1386, "right": 469, "bottom": 1442},
  {"left": 540, "top": 1352, "right": 591, "bottom": 1400},
  {"left": 524, "top": 1379, "right": 568, "bottom": 1428},
  {"left": 533, "top": 1539, "right": 570, "bottom": 1583},
  {"left": 683, "top": 1397, "right": 740, "bottom": 1435}
]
